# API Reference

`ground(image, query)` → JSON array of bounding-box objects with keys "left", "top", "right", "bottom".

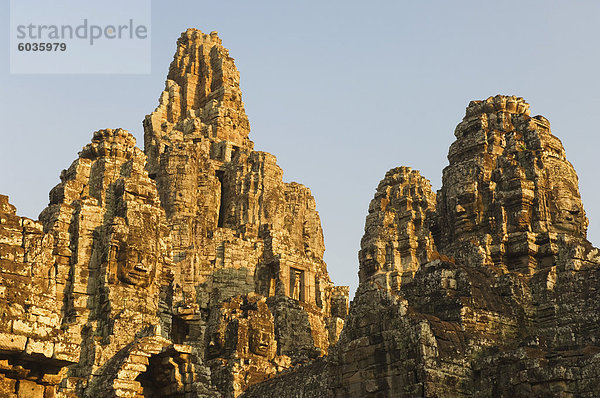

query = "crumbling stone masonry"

[
  {"left": 2, "top": 28, "right": 600, "bottom": 397},
  {"left": 241, "top": 95, "right": 600, "bottom": 397},
  {"left": 0, "top": 29, "right": 347, "bottom": 398}
]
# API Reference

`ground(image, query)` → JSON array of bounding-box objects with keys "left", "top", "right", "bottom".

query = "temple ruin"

[{"left": 1, "top": 29, "right": 600, "bottom": 397}]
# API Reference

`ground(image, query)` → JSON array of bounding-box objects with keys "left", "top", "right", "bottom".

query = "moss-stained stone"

[
  {"left": 2, "top": 29, "right": 598, "bottom": 397},
  {"left": 0, "top": 29, "right": 347, "bottom": 397}
]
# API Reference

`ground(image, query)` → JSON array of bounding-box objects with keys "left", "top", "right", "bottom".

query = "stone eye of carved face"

[{"left": 117, "top": 245, "right": 156, "bottom": 287}]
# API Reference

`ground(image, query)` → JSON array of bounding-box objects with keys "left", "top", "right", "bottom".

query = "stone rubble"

[{"left": 1, "top": 29, "right": 600, "bottom": 398}]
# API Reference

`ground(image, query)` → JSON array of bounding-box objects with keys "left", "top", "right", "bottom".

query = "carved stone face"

[
  {"left": 116, "top": 244, "right": 157, "bottom": 287},
  {"left": 545, "top": 161, "right": 587, "bottom": 237},
  {"left": 502, "top": 189, "right": 533, "bottom": 233},
  {"left": 360, "top": 247, "right": 380, "bottom": 279},
  {"left": 550, "top": 180, "right": 586, "bottom": 235},
  {"left": 207, "top": 331, "right": 225, "bottom": 359},
  {"left": 207, "top": 297, "right": 275, "bottom": 362},
  {"left": 454, "top": 189, "right": 478, "bottom": 234},
  {"left": 249, "top": 326, "right": 271, "bottom": 357}
]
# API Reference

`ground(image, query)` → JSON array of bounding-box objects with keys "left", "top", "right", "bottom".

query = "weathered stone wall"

[
  {"left": 244, "top": 95, "right": 600, "bottom": 397},
  {"left": 358, "top": 167, "right": 437, "bottom": 290},
  {"left": 3, "top": 28, "right": 599, "bottom": 398},
  {"left": 241, "top": 357, "right": 329, "bottom": 398},
  {"left": 142, "top": 29, "right": 348, "bottom": 396},
  {"left": 0, "top": 195, "right": 78, "bottom": 397},
  {"left": 0, "top": 29, "right": 347, "bottom": 397}
]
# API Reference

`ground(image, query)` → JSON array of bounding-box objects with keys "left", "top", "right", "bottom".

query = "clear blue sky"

[{"left": 2, "top": 1, "right": 600, "bottom": 298}]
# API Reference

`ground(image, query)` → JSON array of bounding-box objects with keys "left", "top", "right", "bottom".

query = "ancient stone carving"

[
  {"left": 116, "top": 243, "right": 157, "bottom": 287},
  {"left": 142, "top": 29, "right": 348, "bottom": 394},
  {"left": 242, "top": 96, "right": 600, "bottom": 398},
  {"left": 249, "top": 323, "right": 272, "bottom": 357},
  {"left": 5, "top": 24, "right": 600, "bottom": 397},
  {"left": 0, "top": 29, "right": 350, "bottom": 397},
  {"left": 108, "top": 222, "right": 158, "bottom": 288},
  {"left": 358, "top": 167, "right": 437, "bottom": 290},
  {"left": 206, "top": 330, "right": 226, "bottom": 359},
  {"left": 16, "top": 26, "right": 595, "bottom": 398},
  {"left": 290, "top": 268, "right": 304, "bottom": 301}
]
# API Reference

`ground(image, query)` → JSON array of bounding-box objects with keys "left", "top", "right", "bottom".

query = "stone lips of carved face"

[{"left": 117, "top": 245, "right": 157, "bottom": 287}]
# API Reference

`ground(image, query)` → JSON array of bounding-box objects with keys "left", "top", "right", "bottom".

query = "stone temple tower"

[
  {"left": 0, "top": 29, "right": 348, "bottom": 398},
  {"left": 143, "top": 29, "right": 349, "bottom": 396}
]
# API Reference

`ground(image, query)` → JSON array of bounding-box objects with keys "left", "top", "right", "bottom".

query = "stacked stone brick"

[
  {"left": 0, "top": 30, "right": 347, "bottom": 398},
  {"left": 142, "top": 29, "right": 348, "bottom": 396},
  {"left": 242, "top": 95, "right": 600, "bottom": 397},
  {"left": 0, "top": 195, "right": 79, "bottom": 397},
  {"left": 2, "top": 27, "right": 600, "bottom": 397},
  {"left": 358, "top": 167, "right": 437, "bottom": 290}
]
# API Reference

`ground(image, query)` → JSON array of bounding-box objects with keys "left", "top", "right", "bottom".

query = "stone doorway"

[{"left": 134, "top": 351, "right": 187, "bottom": 398}]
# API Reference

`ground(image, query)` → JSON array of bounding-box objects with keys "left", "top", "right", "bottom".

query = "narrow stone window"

[
  {"left": 216, "top": 170, "right": 225, "bottom": 227},
  {"left": 315, "top": 277, "right": 322, "bottom": 308}
]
